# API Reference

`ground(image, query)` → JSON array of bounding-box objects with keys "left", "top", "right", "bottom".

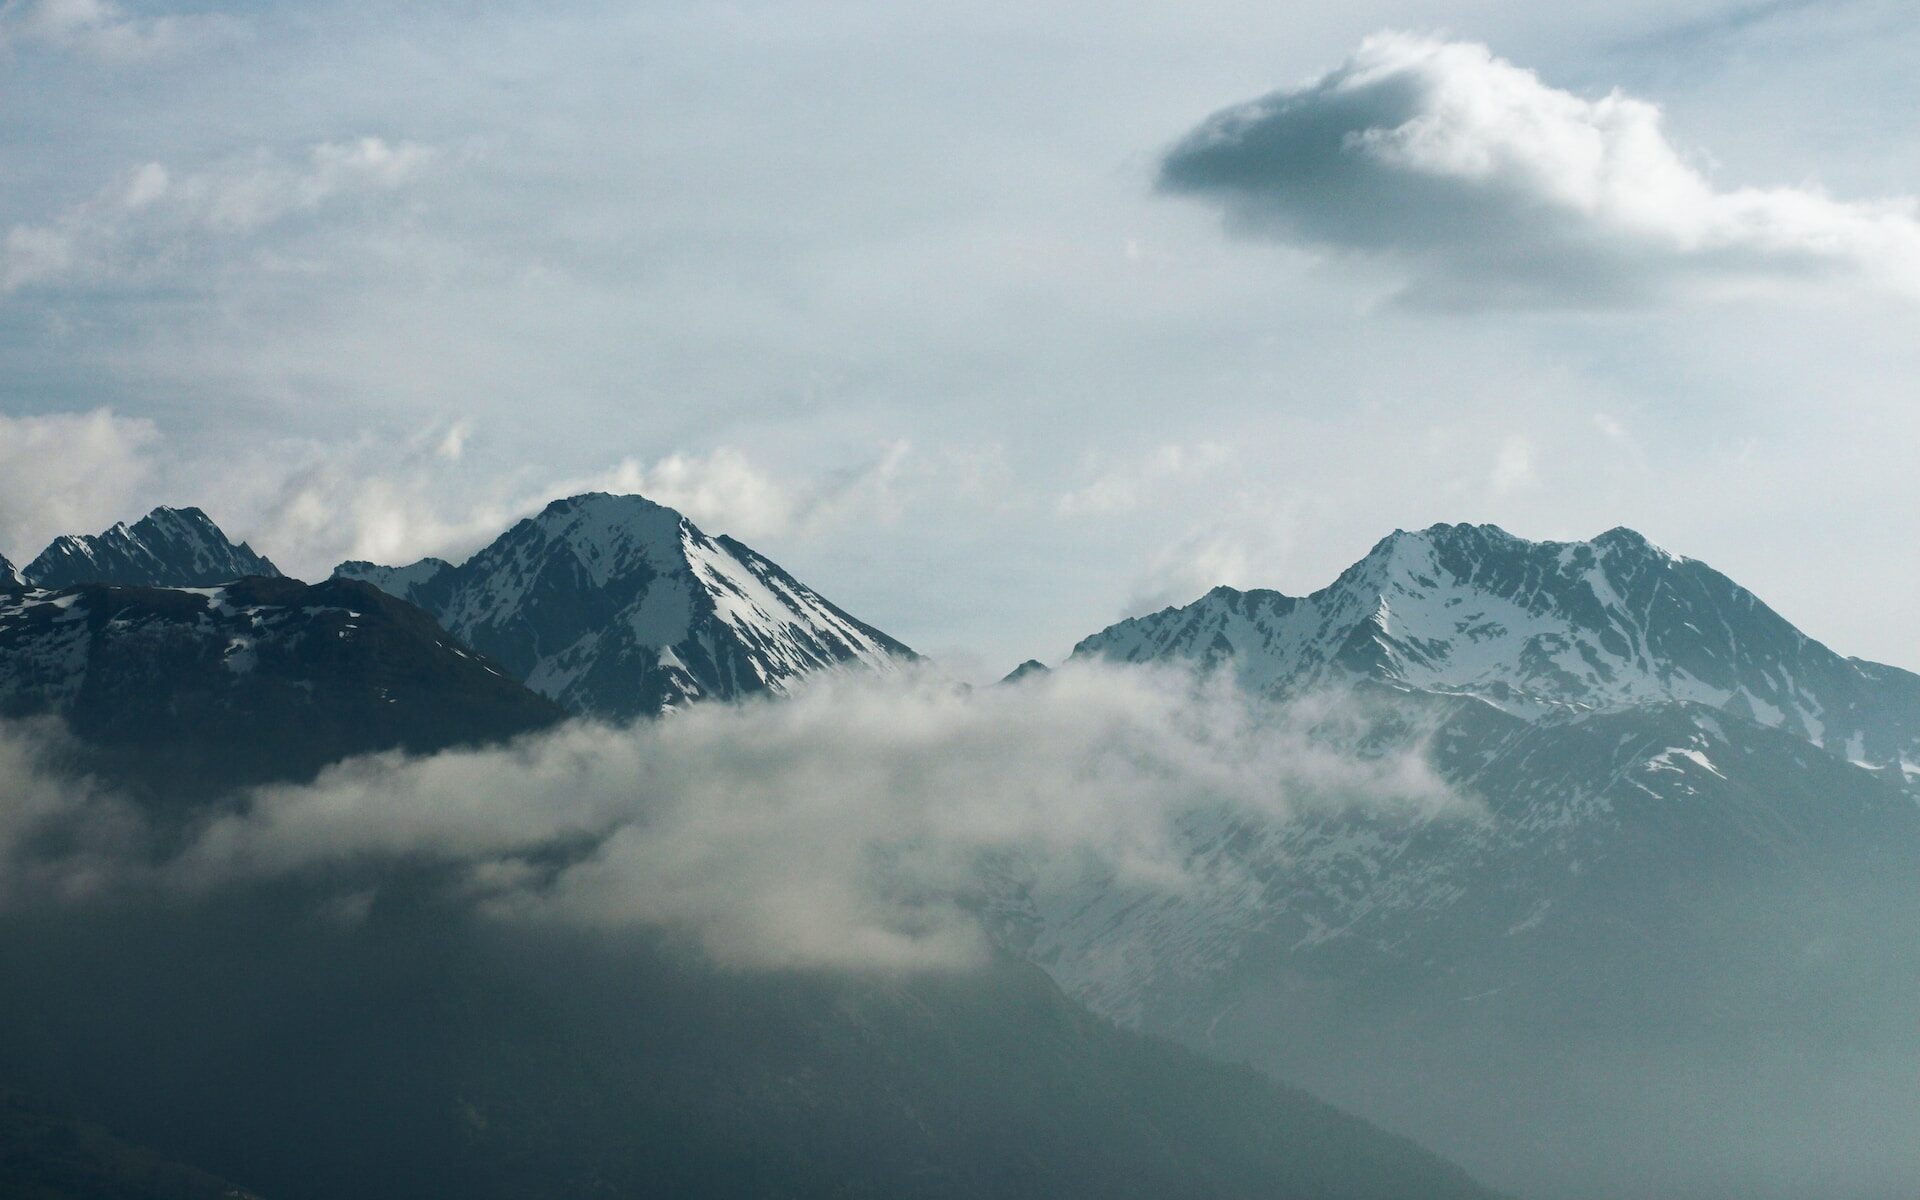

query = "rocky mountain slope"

[
  {"left": 0, "top": 576, "right": 561, "bottom": 797},
  {"left": 23, "top": 507, "right": 280, "bottom": 590},
  {"left": 337, "top": 492, "right": 915, "bottom": 719}
]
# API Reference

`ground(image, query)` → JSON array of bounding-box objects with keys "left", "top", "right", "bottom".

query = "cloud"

[
  {"left": 0, "top": 720, "right": 147, "bottom": 906},
  {"left": 1159, "top": 32, "right": 1920, "bottom": 308},
  {"left": 226, "top": 429, "right": 918, "bottom": 578},
  {"left": 0, "top": 407, "right": 920, "bottom": 581},
  {"left": 566, "top": 442, "right": 914, "bottom": 542},
  {"left": 0, "top": 0, "right": 233, "bottom": 61},
  {"left": 0, "top": 409, "right": 159, "bottom": 561},
  {"left": 0, "top": 664, "right": 1459, "bottom": 972},
  {"left": 1115, "top": 482, "right": 1321, "bottom": 618},
  {"left": 1123, "top": 531, "right": 1265, "bottom": 618},
  {"left": 0, "top": 138, "right": 435, "bottom": 293},
  {"left": 0, "top": 412, "right": 507, "bottom": 576},
  {"left": 237, "top": 422, "right": 533, "bottom": 577},
  {"left": 1489, "top": 434, "right": 1537, "bottom": 494},
  {"left": 1057, "top": 442, "right": 1231, "bottom": 518}
]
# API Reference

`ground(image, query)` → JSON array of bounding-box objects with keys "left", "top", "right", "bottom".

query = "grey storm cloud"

[{"left": 1159, "top": 33, "right": 1920, "bottom": 308}]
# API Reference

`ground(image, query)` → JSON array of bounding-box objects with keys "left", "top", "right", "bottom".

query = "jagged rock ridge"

[{"left": 23, "top": 507, "right": 281, "bottom": 590}]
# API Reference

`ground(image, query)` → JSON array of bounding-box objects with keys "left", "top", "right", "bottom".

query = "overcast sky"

[{"left": 1, "top": 0, "right": 1916, "bottom": 678}]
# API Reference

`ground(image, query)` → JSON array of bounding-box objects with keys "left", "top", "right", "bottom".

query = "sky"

[{"left": 1, "top": 0, "right": 1917, "bottom": 679}]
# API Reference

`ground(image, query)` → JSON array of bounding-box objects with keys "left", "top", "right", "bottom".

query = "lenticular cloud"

[{"left": 1160, "top": 33, "right": 1920, "bottom": 308}]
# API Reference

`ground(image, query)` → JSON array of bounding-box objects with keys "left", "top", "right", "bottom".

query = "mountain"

[
  {"left": 1076, "top": 523, "right": 1920, "bottom": 784},
  {"left": 1001, "top": 659, "right": 1050, "bottom": 684},
  {"left": 0, "top": 1087, "right": 264, "bottom": 1200},
  {"left": 0, "top": 905, "right": 1503, "bottom": 1200},
  {"left": 1011, "top": 524, "right": 1920, "bottom": 1200},
  {"left": 24, "top": 507, "right": 280, "bottom": 590},
  {"left": 336, "top": 492, "right": 915, "bottom": 719},
  {"left": 0, "top": 575, "right": 562, "bottom": 797},
  {"left": 0, "top": 570, "right": 1500, "bottom": 1200},
  {"left": 0, "top": 553, "right": 21, "bottom": 593}
]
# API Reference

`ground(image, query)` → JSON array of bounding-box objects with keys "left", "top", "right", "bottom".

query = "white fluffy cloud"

[
  {"left": 0, "top": 409, "right": 159, "bottom": 562},
  {"left": 0, "top": 138, "right": 434, "bottom": 293},
  {"left": 0, "top": 664, "right": 1459, "bottom": 971},
  {"left": 1161, "top": 32, "right": 1920, "bottom": 307}
]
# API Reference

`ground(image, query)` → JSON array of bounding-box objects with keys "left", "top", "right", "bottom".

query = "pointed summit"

[
  {"left": 335, "top": 492, "right": 916, "bottom": 719},
  {"left": 0, "top": 551, "right": 22, "bottom": 593},
  {"left": 24, "top": 506, "right": 281, "bottom": 590},
  {"left": 1000, "top": 659, "right": 1050, "bottom": 685}
]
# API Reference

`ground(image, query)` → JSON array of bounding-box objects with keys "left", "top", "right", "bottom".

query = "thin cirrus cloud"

[
  {"left": 0, "top": 137, "right": 435, "bottom": 293},
  {"left": 1158, "top": 32, "right": 1920, "bottom": 308}
]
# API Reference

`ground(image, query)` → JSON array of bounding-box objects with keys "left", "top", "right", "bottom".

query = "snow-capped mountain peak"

[
  {"left": 336, "top": 492, "right": 916, "bottom": 719},
  {"left": 24, "top": 506, "right": 281, "bottom": 590},
  {"left": 1073, "top": 522, "right": 1920, "bottom": 771}
]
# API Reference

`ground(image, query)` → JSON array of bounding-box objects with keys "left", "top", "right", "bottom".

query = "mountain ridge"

[
  {"left": 1072, "top": 521, "right": 1920, "bottom": 781},
  {"left": 0, "top": 575, "right": 562, "bottom": 797},
  {"left": 335, "top": 492, "right": 916, "bottom": 720},
  {"left": 23, "top": 506, "right": 281, "bottom": 591}
]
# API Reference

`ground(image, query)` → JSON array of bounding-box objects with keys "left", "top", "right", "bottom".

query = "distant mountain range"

[
  {"left": 0, "top": 496, "right": 1503, "bottom": 1200},
  {"left": 6, "top": 502, "right": 1919, "bottom": 1199},
  {"left": 2, "top": 493, "right": 917, "bottom": 727}
]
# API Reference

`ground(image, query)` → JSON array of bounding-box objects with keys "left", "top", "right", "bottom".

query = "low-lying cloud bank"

[
  {"left": 1161, "top": 32, "right": 1920, "bottom": 308},
  {"left": 0, "top": 663, "right": 1458, "bottom": 970}
]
